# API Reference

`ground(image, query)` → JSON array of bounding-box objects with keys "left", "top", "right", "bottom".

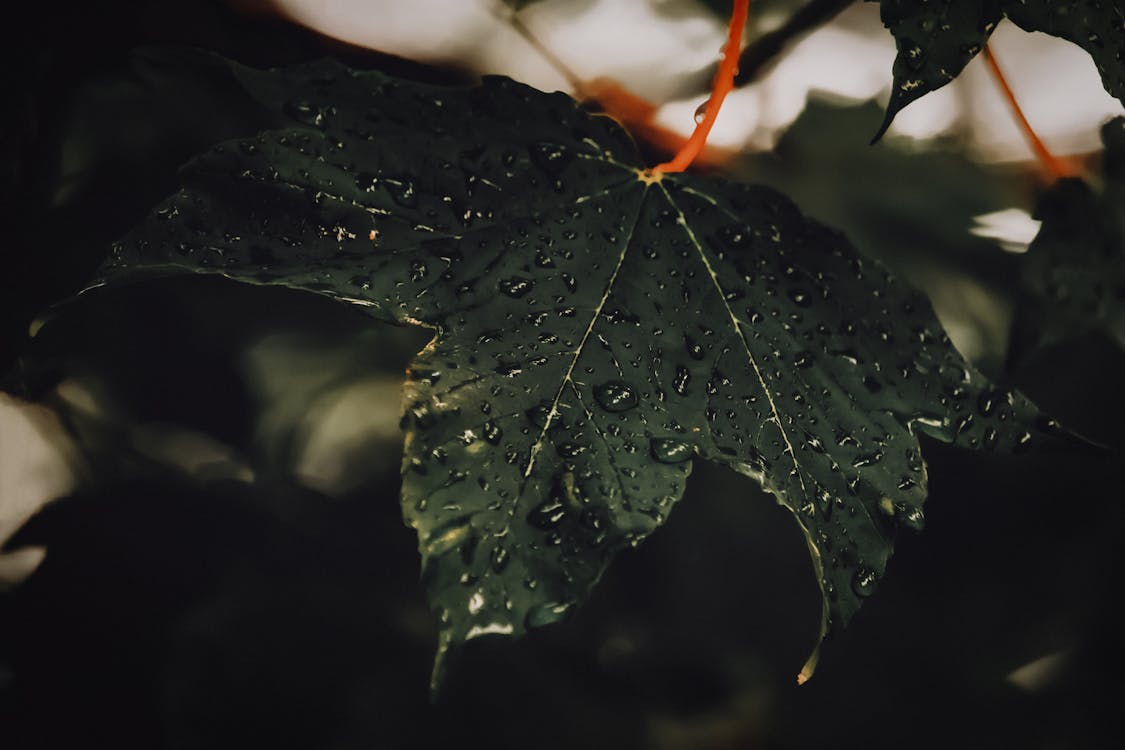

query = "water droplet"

[
  {"left": 903, "top": 41, "right": 926, "bottom": 71},
  {"left": 385, "top": 177, "right": 417, "bottom": 207},
  {"left": 717, "top": 225, "right": 749, "bottom": 250},
  {"left": 895, "top": 502, "right": 925, "bottom": 531},
  {"left": 981, "top": 391, "right": 999, "bottom": 420},
  {"left": 408, "top": 401, "right": 437, "bottom": 429},
  {"left": 650, "top": 438, "right": 693, "bottom": 464},
  {"left": 556, "top": 442, "right": 586, "bottom": 458},
  {"left": 499, "top": 277, "right": 534, "bottom": 298},
  {"left": 490, "top": 545, "right": 510, "bottom": 573},
  {"left": 684, "top": 334, "right": 705, "bottom": 360},
  {"left": 788, "top": 288, "right": 812, "bottom": 307},
  {"left": 530, "top": 141, "right": 574, "bottom": 176},
  {"left": 526, "top": 402, "right": 552, "bottom": 428},
  {"left": 852, "top": 565, "right": 878, "bottom": 597},
  {"left": 672, "top": 366, "right": 691, "bottom": 396},
  {"left": 593, "top": 382, "right": 638, "bottom": 412},
  {"left": 851, "top": 452, "right": 881, "bottom": 468},
  {"left": 693, "top": 99, "right": 710, "bottom": 124},
  {"left": 528, "top": 499, "right": 566, "bottom": 529},
  {"left": 483, "top": 421, "right": 503, "bottom": 445},
  {"left": 525, "top": 601, "right": 572, "bottom": 629},
  {"left": 284, "top": 99, "right": 325, "bottom": 126}
]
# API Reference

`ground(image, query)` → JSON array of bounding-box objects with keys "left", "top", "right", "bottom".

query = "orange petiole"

[
  {"left": 982, "top": 44, "right": 1077, "bottom": 181},
  {"left": 652, "top": 0, "right": 750, "bottom": 175}
]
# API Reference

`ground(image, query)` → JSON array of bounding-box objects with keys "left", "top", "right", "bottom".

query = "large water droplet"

[
  {"left": 499, "top": 277, "right": 534, "bottom": 298},
  {"left": 593, "top": 382, "right": 638, "bottom": 412},
  {"left": 650, "top": 438, "right": 693, "bottom": 463},
  {"left": 894, "top": 502, "right": 925, "bottom": 531},
  {"left": 528, "top": 499, "right": 566, "bottom": 529},
  {"left": 482, "top": 421, "right": 503, "bottom": 445},
  {"left": 526, "top": 402, "right": 552, "bottom": 428},
  {"left": 851, "top": 565, "right": 878, "bottom": 597},
  {"left": 693, "top": 99, "right": 710, "bottom": 124}
]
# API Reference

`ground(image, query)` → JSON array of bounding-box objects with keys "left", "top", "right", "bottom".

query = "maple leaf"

[
  {"left": 92, "top": 52, "right": 1059, "bottom": 685},
  {"left": 873, "top": 0, "right": 1125, "bottom": 139}
]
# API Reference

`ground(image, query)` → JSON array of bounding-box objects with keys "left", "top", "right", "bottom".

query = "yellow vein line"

[
  {"left": 673, "top": 182, "right": 892, "bottom": 548},
  {"left": 657, "top": 182, "right": 809, "bottom": 501},
  {"left": 521, "top": 184, "right": 646, "bottom": 481}
]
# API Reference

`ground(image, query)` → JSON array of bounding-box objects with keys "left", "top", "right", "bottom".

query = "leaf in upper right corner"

[
  {"left": 872, "top": 0, "right": 1002, "bottom": 141},
  {"left": 1010, "top": 117, "right": 1125, "bottom": 364},
  {"left": 1001, "top": 0, "right": 1125, "bottom": 108},
  {"left": 873, "top": 0, "right": 1125, "bottom": 140}
]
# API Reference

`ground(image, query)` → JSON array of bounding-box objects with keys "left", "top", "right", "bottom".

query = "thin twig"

[
  {"left": 505, "top": 11, "right": 585, "bottom": 93},
  {"left": 734, "top": 0, "right": 856, "bottom": 86},
  {"left": 982, "top": 44, "right": 1073, "bottom": 181}
]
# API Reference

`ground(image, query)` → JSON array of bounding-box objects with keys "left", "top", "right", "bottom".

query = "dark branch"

[{"left": 734, "top": 0, "right": 857, "bottom": 86}]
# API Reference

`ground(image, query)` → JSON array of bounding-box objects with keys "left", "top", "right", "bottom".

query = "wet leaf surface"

[
  {"left": 97, "top": 51, "right": 1054, "bottom": 683},
  {"left": 875, "top": 0, "right": 1125, "bottom": 137},
  {"left": 1011, "top": 117, "right": 1125, "bottom": 364},
  {"left": 737, "top": 99, "right": 1028, "bottom": 371}
]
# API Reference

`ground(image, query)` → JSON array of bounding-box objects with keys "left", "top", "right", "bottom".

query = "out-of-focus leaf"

[
  {"left": 93, "top": 52, "right": 1053, "bottom": 686},
  {"left": 497, "top": 0, "right": 550, "bottom": 11},
  {"left": 1010, "top": 117, "right": 1125, "bottom": 363}
]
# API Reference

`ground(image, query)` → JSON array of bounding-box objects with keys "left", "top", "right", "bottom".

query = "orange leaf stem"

[
  {"left": 982, "top": 44, "right": 1074, "bottom": 181},
  {"left": 653, "top": 0, "right": 749, "bottom": 174}
]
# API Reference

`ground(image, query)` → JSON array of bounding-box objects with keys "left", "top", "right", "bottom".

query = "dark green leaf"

[
  {"left": 737, "top": 99, "right": 1028, "bottom": 372},
  {"left": 873, "top": 0, "right": 1001, "bottom": 142},
  {"left": 1002, "top": 1, "right": 1125, "bottom": 108},
  {"left": 874, "top": 1, "right": 1125, "bottom": 139},
  {"left": 97, "top": 53, "right": 1052, "bottom": 685},
  {"left": 1011, "top": 117, "right": 1125, "bottom": 363}
]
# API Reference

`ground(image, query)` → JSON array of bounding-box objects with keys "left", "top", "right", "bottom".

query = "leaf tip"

[
  {"left": 428, "top": 630, "right": 453, "bottom": 702},
  {"left": 797, "top": 640, "right": 821, "bottom": 686},
  {"left": 869, "top": 104, "right": 898, "bottom": 145}
]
